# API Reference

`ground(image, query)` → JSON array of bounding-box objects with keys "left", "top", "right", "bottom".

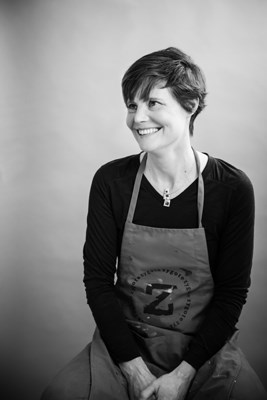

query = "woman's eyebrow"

[{"left": 148, "top": 96, "right": 165, "bottom": 102}]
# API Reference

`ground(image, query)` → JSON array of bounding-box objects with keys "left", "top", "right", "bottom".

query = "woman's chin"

[{"left": 135, "top": 136, "right": 160, "bottom": 153}]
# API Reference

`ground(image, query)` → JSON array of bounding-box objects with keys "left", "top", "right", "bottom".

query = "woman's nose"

[{"left": 134, "top": 104, "right": 149, "bottom": 123}]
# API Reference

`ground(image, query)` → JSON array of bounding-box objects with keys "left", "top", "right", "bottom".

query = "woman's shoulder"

[
  {"left": 203, "top": 153, "right": 254, "bottom": 194},
  {"left": 92, "top": 153, "right": 141, "bottom": 186}
]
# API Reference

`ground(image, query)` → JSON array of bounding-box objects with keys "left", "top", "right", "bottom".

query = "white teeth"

[{"left": 138, "top": 128, "right": 160, "bottom": 135}]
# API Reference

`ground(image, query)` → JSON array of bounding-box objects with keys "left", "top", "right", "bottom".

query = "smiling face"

[{"left": 126, "top": 84, "right": 192, "bottom": 155}]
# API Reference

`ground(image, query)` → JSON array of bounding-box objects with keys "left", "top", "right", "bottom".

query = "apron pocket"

[{"left": 131, "top": 325, "right": 193, "bottom": 372}]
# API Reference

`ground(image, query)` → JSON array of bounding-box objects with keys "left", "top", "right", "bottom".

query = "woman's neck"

[{"left": 144, "top": 145, "right": 197, "bottom": 195}]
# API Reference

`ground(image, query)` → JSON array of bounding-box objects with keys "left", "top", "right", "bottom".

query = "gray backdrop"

[{"left": 0, "top": 1, "right": 266, "bottom": 399}]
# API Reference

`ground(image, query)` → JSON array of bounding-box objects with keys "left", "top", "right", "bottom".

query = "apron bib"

[
  {"left": 89, "top": 150, "right": 244, "bottom": 399},
  {"left": 116, "top": 149, "right": 214, "bottom": 371}
]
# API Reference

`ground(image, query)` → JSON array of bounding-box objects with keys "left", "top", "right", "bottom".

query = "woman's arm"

[
  {"left": 184, "top": 172, "right": 255, "bottom": 369},
  {"left": 83, "top": 165, "right": 140, "bottom": 362}
]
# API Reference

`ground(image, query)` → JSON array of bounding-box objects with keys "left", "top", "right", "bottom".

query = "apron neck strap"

[
  {"left": 126, "top": 153, "right": 147, "bottom": 223},
  {"left": 192, "top": 148, "right": 204, "bottom": 228},
  {"left": 126, "top": 150, "right": 204, "bottom": 228}
]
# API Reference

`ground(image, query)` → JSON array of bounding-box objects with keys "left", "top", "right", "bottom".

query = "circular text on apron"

[{"left": 129, "top": 267, "right": 192, "bottom": 329}]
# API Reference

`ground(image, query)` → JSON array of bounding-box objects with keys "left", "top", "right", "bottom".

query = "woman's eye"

[
  {"left": 127, "top": 103, "right": 137, "bottom": 111},
  {"left": 148, "top": 100, "right": 160, "bottom": 108}
]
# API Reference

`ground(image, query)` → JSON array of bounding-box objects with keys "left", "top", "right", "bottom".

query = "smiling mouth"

[{"left": 137, "top": 127, "right": 161, "bottom": 136}]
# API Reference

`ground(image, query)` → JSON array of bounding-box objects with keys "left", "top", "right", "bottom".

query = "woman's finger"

[{"left": 140, "top": 382, "right": 156, "bottom": 400}]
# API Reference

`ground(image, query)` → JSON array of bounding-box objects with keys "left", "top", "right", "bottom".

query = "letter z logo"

[{"left": 143, "top": 283, "right": 177, "bottom": 316}]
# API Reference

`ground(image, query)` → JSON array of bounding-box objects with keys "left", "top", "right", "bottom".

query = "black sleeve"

[
  {"left": 83, "top": 167, "right": 140, "bottom": 362},
  {"left": 183, "top": 174, "right": 255, "bottom": 369}
]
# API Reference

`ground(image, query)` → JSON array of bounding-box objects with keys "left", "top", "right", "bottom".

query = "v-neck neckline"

[
  {"left": 138, "top": 152, "right": 210, "bottom": 205},
  {"left": 142, "top": 173, "right": 198, "bottom": 204}
]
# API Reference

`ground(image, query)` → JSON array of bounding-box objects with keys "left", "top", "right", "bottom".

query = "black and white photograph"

[{"left": 1, "top": 1, "right": 267, "bottom": 399}]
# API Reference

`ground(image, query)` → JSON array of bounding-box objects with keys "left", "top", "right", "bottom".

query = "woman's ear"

[{"left": 191, "top": 99, "right": 199, "bottom": 115}]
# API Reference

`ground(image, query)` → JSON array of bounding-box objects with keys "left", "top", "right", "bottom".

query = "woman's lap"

[{"left": 41, "top": 342, "right": 266, "bottom": 400}]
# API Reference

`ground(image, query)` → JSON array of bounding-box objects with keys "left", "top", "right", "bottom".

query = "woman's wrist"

[
  {"left": 173, "top": 360, "right": 196, "bottom": 381},
  {"left": 119, "top": 356, "right": 150, "bottom": 377}
]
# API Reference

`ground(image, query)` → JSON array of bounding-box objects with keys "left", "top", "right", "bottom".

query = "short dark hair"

[{"left": 121, "top": 47, "right": 207, "bottom": 135}]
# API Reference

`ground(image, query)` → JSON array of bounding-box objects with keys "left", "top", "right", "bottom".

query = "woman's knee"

[
  {"left": 41, "top": 369, "right": 91, "bottom": 400},
  {"left": 41, "top": 379, "right": 69, "bottom": 400},
  {"left": 229, "top": 357, "right": 267, "bottom": 400},
  {"left": 40, "top": 344, "right": 91, "bottom": 400}
]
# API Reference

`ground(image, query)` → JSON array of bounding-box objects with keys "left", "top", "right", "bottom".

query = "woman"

[{"left": 42, "top": 47, "right": 266, "bottom": 400}]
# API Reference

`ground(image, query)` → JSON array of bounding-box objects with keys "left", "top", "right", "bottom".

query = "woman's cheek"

[{"left": 126, "top": 113, "right": 133, "bottom": 130}]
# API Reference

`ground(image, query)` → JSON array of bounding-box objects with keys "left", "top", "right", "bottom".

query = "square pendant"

[{"left": 163, "top": 199, "right": 171, "bottom": 207}]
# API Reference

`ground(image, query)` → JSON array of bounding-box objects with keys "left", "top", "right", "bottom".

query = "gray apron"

[{"left": 89, "top": 150, "right": 256, "bottom": 399}]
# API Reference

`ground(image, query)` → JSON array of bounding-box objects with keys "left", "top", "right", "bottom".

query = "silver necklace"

[
  {"left": 163, "top": 188, "right": 171, "bottom": 207},
  {"left": 162, "top": 184, "right": 189, "bottom": 207},
  {"left": 146, "top": 162, "right": 196, "bottom": 207}
]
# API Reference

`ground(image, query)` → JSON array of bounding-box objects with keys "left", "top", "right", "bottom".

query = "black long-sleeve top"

[{"left": 83, "top": 152, "right": 255, "bottom": 370}]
